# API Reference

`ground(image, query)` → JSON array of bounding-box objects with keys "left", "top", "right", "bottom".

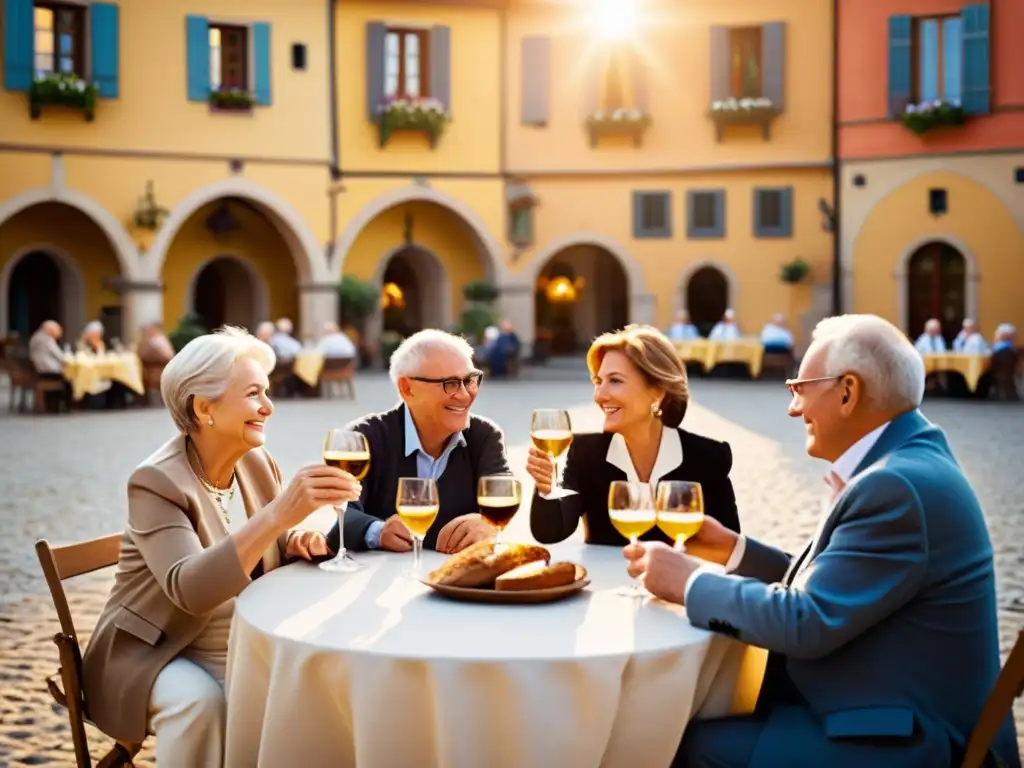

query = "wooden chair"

[
  {"left": 961, "top": 628, "right": 1024, "bottom": 768},
  {"left": 319, "top": 356, "right": 356, "bottom": 399},
  {"left": 35, "top": 535, "right": 143, "bottom": 768},
  {"left": 140, "top": 362, "right": 166, "bottom": 406},
  {"left": 7, "top": 351, "right": 66, "bottom": 413}
]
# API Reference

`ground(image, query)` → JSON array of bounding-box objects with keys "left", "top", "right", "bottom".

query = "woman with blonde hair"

[
  {"left": 82, "top": 326, "right": 361, "bottom": 766},
  {"left": 526, "top": 324, "right": 740, "bottom": 545}
]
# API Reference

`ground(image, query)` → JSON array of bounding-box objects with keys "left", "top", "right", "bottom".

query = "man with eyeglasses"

[{"left": 325, "top": 329, "right": 510, "bottom": 556}]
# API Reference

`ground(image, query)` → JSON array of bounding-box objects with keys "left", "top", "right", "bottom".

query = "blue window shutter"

[
  {"left": 185, "top": 15, "right": 210, "bottom": 102},
  {"left": 888, "top": 15, "right": 913, "bottom": 116},
  {"left": 780, "top": 187, "right": 793, "bottom": 237},
  {"left": 252, "top": 22, "right": 271, "bottom": 105},
  {"left": 714, "top": 191, "right": 726, "bottom": 237},
  {"left": 366, "top": 22, "right": 386, "bottom": 120},
  {"left": 632, "top": 192, "right": 645, "bottom": 238},
  {"left": 90, "top": 4, "right": 120, "bottom": 99},
  {"left": 762, "top": 22, "right": 786, "bottom": 111},
  {"left": 709, "top": 26, "right": 730, "bottom": 102},
  {"left": 430, "top": 25, "right": 452, "bottom": 115},
  {"left": 961, "top": 3, "right": 990, "bottom": 114},
  {"left": 3, "top": 0, "right": 34, "bottom": 92}
]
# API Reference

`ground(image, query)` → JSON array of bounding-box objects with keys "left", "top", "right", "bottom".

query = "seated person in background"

[
  {"left": 526, "top": 324, "right": 740, "bottom": 546},
  {"left": 317, "top": 321, "right": 357, "bottom": 359},
  {"left": 137, "top": 322, "right": 175, "bottom": 365},
  {"left": 914, "top": 317, "right": 947, "bottom": 354},
  {"left": 326, "top": 330, "right": 509, "bottom": 556},
  {"left": 77, "top": 320, "right": 113, "bottom": 408},
  {"left": 667, "top": 310, "right": 700, "bottom": 342},
  {"left": 709, "top": 309, "right": 741, "bottom": 341},
  {"left": 81, "top": 327, "right": 357, "bottom": 767},
  {"left": 80, "top": 320, "right": 107, "bottom": 354},
  {"left": 255, "top": 321, "right": 274, "bottom": 345},
  {"left": 992, "top": 322, "right": 1017, "bottom": 354},
  {"left": 952, "top": 318, "right": 989, "bottom": 354},
  {"left": 486, "top": 319, "right": 521, "bottom": 378},
  {"left": 269, "top": 317, "right": 301, "bottom": 362},
  {"left": 29, "top": 320, "right": 71, "bottom": 411},
  {"left": 760, "top": 313, "right": 795, "bottom": 354}
]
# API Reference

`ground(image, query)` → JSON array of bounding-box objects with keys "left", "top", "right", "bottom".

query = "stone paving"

[{"left": 0, "top": 374, "right": 1021, "bottom": 765}]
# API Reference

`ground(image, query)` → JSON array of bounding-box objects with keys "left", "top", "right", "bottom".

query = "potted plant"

[
  {"left": 168, "top": 313, "right": 208, "bottom": 353},
  {"left": 899, "top": 99, "right": 967, "bottom": 136},
  {"left": 376, "top": 96, "right": 451, "bottom": 148},
  {"left": 585, "top": 108, "right": 651, "bottom": 147},
  {"left": 210, "top": 87, "right": 255, "bottom": 111},
  {"left": 379, "top": 330, "right": 404, "bottom": 368},
  {"left": 29, "top": 73, "right": 97, "bottom": 121},
  {"left": 780, "top": 258, "right": 811, "bottom": 285},
  {"left": 462, "top": 279, "right": 500, "bottom": 304}
]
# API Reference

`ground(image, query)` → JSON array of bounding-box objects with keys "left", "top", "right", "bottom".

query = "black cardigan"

[
  {"left": 325, "top": 403, "right": 511, "bottom": 552},
  {"left": 529, "top": 429, "right": 741, "bottom": 546}
]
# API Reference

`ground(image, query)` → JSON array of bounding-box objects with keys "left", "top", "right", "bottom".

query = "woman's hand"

[
  {"left": 285, "top": 530, "right": 331, "bottom": 561},
  {"left": 526, "top": 446, "right": 556, "bottom": 496},
  {"left": 271, "top": 465, "right": 362, "bottom": 528}
]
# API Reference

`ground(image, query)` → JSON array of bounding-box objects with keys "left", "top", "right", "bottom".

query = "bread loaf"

[
  {"left": 427, "top": 541, "right": 550, "bottom": 588},
  {"left": 494, "top": 561, "right": 577, "bottom": 591}
]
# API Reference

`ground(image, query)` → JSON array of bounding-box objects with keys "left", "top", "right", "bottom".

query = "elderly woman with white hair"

[{"left": 81, "top": 327, "right": 361, "bottom": 766}]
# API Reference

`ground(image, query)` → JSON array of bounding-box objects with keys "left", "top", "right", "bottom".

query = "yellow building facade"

[{"left": 1, "top": 0, "right": 835, "bottom": 351}]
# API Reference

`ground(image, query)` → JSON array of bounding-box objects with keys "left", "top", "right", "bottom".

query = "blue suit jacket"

[{"left": 686, "top": 409, "right": 1020, "bottom": 768}]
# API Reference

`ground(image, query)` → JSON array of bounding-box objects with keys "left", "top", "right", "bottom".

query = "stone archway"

[
  {"left": 905, "top": 241, "right": 967, "bottom": 341},
  {"left": 187, "top": 256, "right": 269, "bottom": 333},
  {"left": 1, "top": 248, "right": 86, "bottom": 341},
  {"left": 676, "top": 260, "right": 739, "bottom": 337},
  {"left": 374, "top": 246, "right": 451, "bottom": 337}
]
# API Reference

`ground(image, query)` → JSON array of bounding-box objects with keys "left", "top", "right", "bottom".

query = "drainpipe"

[
  {"left": 830, "top": 0, "right": 842, "bottom": 315},
  {"left": 327, "top": 0, "right": 341, "bottom": 266}
]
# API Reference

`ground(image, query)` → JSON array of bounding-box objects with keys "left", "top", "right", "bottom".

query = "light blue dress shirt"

[{"left": 364, "top": 407, "right": 467, "bottom": 549}]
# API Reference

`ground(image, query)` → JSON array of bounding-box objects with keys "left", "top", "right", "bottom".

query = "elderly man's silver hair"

[
  {"left": 811, "top": 314, "right": 925, "bottom": 411},
  {"left": 388, "top": 329, "right": 475, "bottom": 385}
]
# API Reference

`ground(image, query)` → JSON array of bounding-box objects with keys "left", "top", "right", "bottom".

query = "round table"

[{"left": 225, "top": 542, "right": 755, "bottom": 768}]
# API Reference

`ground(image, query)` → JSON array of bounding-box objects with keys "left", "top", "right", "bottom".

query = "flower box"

[
  {"left": 375, "top": 97, "right": 450, "bottom": 148},
  {"left": 28, "top": 73, "right": 97, "bottom": 121},
  {"left": 899, "top": 99, "right": 967, "bottom": 136},
  {"left": 585, "top": 109, "right": 651, "bottom": 148},
  {"left": 209, "top": 88, "right": 255, "bottom": 112},
  {"left": 708, "top": 97, "right": 781, "bottom": 141}
]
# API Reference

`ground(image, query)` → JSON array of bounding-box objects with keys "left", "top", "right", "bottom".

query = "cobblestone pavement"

[{"left": 1, "top": 375, "right": 1021, "bottom": 765}]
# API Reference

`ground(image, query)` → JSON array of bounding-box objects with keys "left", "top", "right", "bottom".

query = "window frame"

[
  {"left": 753, "top": 186, "right": 793, "bottom": 238},
  {"left": 33, "top": 1, "right": 87, "bottom": 79},
  {"left": 384, "top": 26, "right": 430, "bottom": 100},
  {"left": 686, "top": 190, "right": 726, "bottom": 239},
  {"left": 910, "top": 14, "right": 961, "bottom": 105},
  {"left": 632, "top": 191, "right": 672, "bottom": 240},
  {"left": 208, "top": 22, "right": 251, "bottom": 92},
  {"left": 728, "top": 26, "right": 763, "bottom": 100}
]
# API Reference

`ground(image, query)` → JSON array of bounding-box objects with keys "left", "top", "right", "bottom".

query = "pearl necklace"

[{"left": 187, "top": 440, "right": 235, "bottom": 525}]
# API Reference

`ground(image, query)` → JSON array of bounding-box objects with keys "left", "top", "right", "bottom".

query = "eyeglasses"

[
  {"left": 784, "top": 375, "right": 844, "bottom": 397},
  {"left": 410, "top": 371, "right": 484, "bottom": 395}
]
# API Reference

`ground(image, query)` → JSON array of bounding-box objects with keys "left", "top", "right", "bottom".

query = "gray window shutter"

[
  {"left": 762, "top": 22, "right": 786, "bottom": 110},
  {"left": 631, "top": 52, "right": 649, "bottom": 114},
  {"left": 366, "top": 22, "right": 386, "bottom": 120},
  {"left": 710, "top": 26, "right": 730, "bottom": 102},
  {"left": 584, "top": 50, "right": 602, "bottom": 117},
  {"left": 430, "top": 25, "right": 452, "bottom": 114},
  {"left": 521, "top": 36, "right": 550, "bottom": 125}
]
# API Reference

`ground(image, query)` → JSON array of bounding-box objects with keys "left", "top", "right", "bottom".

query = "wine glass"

[
  {"left": 396, "top": 477, "right": 440, "bottom": 577},
  {"left": 319, "top": 429, "right": 371, "bottom": 573},
  {"left": 608, "top": 480, "right": 656, "bottom": 598},
  {"left": 530, "top": 409, "right": 573, "bottom": 490},
  {"left": 477, "top": 475, "right": 522, "bottom": 547},
  {"left": 655, "top": 481, "right": 705, "bottom": 551}
]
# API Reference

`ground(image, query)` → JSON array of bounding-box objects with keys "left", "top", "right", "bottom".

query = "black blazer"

[
  {"left": 529, "top": 429, "right": 740, "bottom": 546},
  {"left": 325, "top": 403, "right": 511, "bottom": 552}
]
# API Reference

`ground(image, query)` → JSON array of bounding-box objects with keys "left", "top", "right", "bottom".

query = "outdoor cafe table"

[
  {"left": 62, "top": 351, "right": 144, "bottom": 400},
  {"left": 224, "top": 542, "right": 766, "bottom": 767}
]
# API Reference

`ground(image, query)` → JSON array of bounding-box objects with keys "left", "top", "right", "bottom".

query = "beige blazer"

[{"left": 82, "top": 434, "right": 295, "bottom": 743}]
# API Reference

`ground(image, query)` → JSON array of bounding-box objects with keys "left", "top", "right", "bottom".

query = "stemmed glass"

[
  {"left": 477, "top": 475, "right": 522, "bottom": 548},
  {"left": 655, "top": 481, "right": 705, "bottom": 551},
  {"left": 530, "top": 409, "right": 573, "bottom": 491},
  {"left": 608, "top": 480, "right": 656, "bottom": 598},
  {"left": 396, "top": 477, "right": 440, "bottom": 577},
  {"left": 319, "top": 429, "right": 371, "bottom": 573}
]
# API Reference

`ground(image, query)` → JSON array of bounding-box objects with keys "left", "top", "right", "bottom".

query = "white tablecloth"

[{"left": 225, "top": 542, "right": 760, "bottom": 768}]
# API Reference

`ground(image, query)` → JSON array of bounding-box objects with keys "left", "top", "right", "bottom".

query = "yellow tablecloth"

[
  {"left": 292, "top": 350, "right": 325, "bottom": 387},
  {"left": 921, "top": 352, "right": 989, "bottom": 391},
  {"left": 63, "top": 352, "right": 144, "bottom": 401},
  {"left": 676, "top": 339, "right": 765, "bottom": 378}
]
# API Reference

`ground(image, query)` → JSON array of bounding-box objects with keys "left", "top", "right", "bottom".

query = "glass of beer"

[
  {"left": 477, "top": 475, "right": 522, "bottom": 547},
  {"left": 655, "top": 481, "right": 704, "bottom": 551},
  {"left": 608, "top": 480, "right": 656, "bottom": 598},
  {"left": 530, "top": 409, "right": 573, "bottom": 490},
  {"left": 319, "top": 429, "right": 371, "bottom": 573},
  {"left": 396, "top": 477, "right": 440, "bottom": 577}
]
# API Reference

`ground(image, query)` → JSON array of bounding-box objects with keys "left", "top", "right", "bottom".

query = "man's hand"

[
  {"left": 624, "top": 541, "right": 702, "bottom": 605},
  {"left": 379, "top": 516, "right": 413, "bottom": 552},
  {"left": 683, "top": 516, "right": 740, "bottom": 566},
  {"left": 436, "top": 514, "right": 494, "bottom": 554}
]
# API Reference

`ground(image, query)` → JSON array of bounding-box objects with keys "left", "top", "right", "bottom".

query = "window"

[
  {"left": 210, "top": 24, "right": 249, "bottom": 91},
  {"left": 687, "top": 190, "right": 725, "bottom": 239},
  {"left": 913, "top": 16, "right": 961, "bottom": 103},
  {"left": 759, "top": 191, "right": 782, "bottom": 229},
  {"left": 384, "top": 28, "right": 428, "bottom": 99},
  {"left": 753, "top": 187, "right": 793, "bottom": 238},
  {"left": 33, "top": 2, "right": 86, "bottom": 78},
  {"left": 729, "top": 27, "right": 762, "bottom": 99},
  {"left": 632, "top": 192, "right": 671, "bottom": 239}
]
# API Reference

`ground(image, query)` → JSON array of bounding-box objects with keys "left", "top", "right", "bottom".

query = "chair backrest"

[
  {"left": 962, "top": 628, "right": 1024, "bottom": 768},
  {"left": 35, "top": 534, "right": 122, "bottom": 640}
]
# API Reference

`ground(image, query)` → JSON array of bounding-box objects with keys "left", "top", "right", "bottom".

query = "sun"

[{"left": 592, "top": 0, "right": 638, "bottom": 41}]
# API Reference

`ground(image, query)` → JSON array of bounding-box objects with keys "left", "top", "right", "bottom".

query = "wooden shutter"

[
  {"left": 887, "top": 15, "right": 913, "bottom": 116},
  {"left": 430, "top": 25, "right": 452, "bottom": 114},
  {"left": 90, "top": 4, "right": 120, "bottom": 98},
  {"left": 366, "top": 21, "right": 386, "bottom": 119},
  {"left": 3, "top": 0, "right": 33, "bottom": 92},
  {"left": 185, "top": 15, "right": 210, "bottom": 102},
  {"left": 521, "top": 36, "right": 550, "bottom": 125},
  {"left": 631, "top": 51, "right": 649, "bottom": 114},
  {"left": 961, "top": 3, "right": 991, "bottom": 114},
  {"left": 709, "top": 26, "right": 730, "bottom": 103},
  {"left": 252, "top": 22, "right": 272, "bottom": 105},
  {"left": 762, "top": 22, "right": 785, "bottom": 110}
]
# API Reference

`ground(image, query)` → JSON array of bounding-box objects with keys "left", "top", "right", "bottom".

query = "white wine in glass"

[
  {"left": 608, "top": 480, "right": 656, "bottom": 598},
  {"left": 530, "top": 409, "right": 572, "bottom": 490},
  {"left": 396, "top": 477, "right": 440, "bottom": 577},
  {"left": 319, "top": 429, "right": 370, "bottom": 573},
  {"left": 655, "top": 481, "right": 705, "bottom": 551}
]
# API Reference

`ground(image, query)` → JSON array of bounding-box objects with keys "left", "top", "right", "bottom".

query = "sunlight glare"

[{"left": 592, "top": 0, "right": 637, "bottom": 41}]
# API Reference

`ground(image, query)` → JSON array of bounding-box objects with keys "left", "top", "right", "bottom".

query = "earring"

[
  {"left": 207, "top": 416, "right": 214, "bottom": 426},
  {"left": 650, "top": 401, "right": 662, "bottom": 417}
]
